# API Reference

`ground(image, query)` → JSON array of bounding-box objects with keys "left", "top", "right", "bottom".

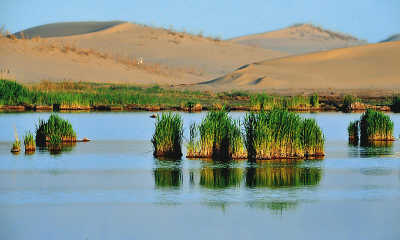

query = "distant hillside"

[
  {"left": 200, "top": 41, "right": 400, "bottom": 92},
  {"left": 14, "top": 21, "right": 126, "bottom": 38},
  {"left": 380, "top": 34, "right": 400, "bottom": 43},
  {"left": 230, "top": 24, "right": 367, "bottom": 54}
]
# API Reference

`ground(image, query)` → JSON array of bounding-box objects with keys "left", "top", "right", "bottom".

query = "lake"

[{"left": 0, "top": 112, "right": 399, "bottom": 240}]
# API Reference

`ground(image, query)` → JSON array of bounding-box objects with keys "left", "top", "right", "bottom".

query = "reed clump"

[
  {"left": 35, "top": 114, "right": 77, "bottom": 145},
  {"left": 23, "top": 131, "right": 36, "bottom": 152},
  {"left": 244, "top": 109, "right": 325, "bottom": 160},
  {"left": 348, "top": 120, "right": 359, "bottom": 145},
  {"left": 151, "top": 113, "right": 183, "bottom": 158},
  {"left": 11, "top": 127, "right": 21, "bottom": 153},
  {"left": 186, "top": 110, "right": 246, "bottom": 160},
  {"left": 250, "top": 94, "right": 319, "bottom": 111},
  {"left": 359, "top": 109, "right": 394, "bottom": 144}
]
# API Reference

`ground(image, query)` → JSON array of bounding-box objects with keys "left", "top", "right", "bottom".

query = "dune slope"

[
  {"left": 230, "top": 24, "right": 366, "bottom": 54},
  {"left": 14, "top": 21, "right": 126, "bottom": 38},
  {"left": 10, "top": 21, "right": 286, "bottom": 82},
  {"left": 201, "top": 41, "right": 400, "bottom": 93}
]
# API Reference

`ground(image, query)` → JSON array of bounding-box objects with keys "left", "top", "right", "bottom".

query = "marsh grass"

[
  {"left": 244, "top": 109, "right": 324, "bottom": 160},
  {"left": 151, "top": 113, "right": 183, "bottom": 158},
  {"left": 23, "top": 131, "right": 36, "bottom": 152},
  {"left": 249, "top": 94, "right": 319, "bottom": 110},
  {"left": 186, "top": 110, "right": 246, "bottom": 160},
  {"left": 35, "top": 114, "right": 76, "bottom": 145},
  {"left": 359, "top": 109, "right": 394, "bottom": 145},
  {"left": 348, "top": 120, "right": 359, "bottom": 145},
  {"left": 11, "top": 126, "right": 21, "bottom": 153},
  {"left": 342, "top": 95, "right": 361, "bottom": 112}
]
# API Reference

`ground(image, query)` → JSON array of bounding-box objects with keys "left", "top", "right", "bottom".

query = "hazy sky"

[{"left": 2, "top": 0, "right": 399, "bottom": 42}]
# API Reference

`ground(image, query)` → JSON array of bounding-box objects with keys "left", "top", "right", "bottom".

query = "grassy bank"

[{"left": 1, "top": 79, "right": 398, "bottom": 112}]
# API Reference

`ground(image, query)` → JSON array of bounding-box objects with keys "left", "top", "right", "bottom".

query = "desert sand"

[
  {"left": 199, "top": 41, "right": 400, "bottom": 95},
  {"left": 230, "top": 24, "right": 366, "bottom": 54},
  {"left": 2, "top": 21, "right": 399, "bottom": 96},
  {"left": 1, "top": 21, "right": 285, "bottom": 85}
]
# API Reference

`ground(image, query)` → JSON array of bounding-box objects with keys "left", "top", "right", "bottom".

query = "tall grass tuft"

[
  {"left": 11, "top": 126, "right": 21, "bottom": 153},
  {"left": 359, "top": 109, "right": 394, "bottom": 145},
  {"left": 244, "top": 109, "right": 324, "bottom": 160},
  {"left": 348, "top": 120, "right": 359, "bottom": 145},
  {"left": 23, "top": 131, "right": 36, "bottom": 152},
  {"left": 186, "top": 110, "right": 246, "bottom": 160},
  {"left": 151, "top": 113, "right": 183, "bottom": 158},
  {"left": 249, "top": 94, "right": 319, "bottom": 111},
  {"left": 35, "top": 114, "right": 76, "bottom": 145}
]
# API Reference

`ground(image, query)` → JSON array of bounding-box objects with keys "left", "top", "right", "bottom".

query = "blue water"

[{"left": 0, "top": 112, "right": 399, "bottom": 240}]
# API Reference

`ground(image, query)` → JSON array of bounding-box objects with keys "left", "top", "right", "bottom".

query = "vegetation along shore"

[{"left": 1, "top": 79, "right": 399, "bottom": 112}]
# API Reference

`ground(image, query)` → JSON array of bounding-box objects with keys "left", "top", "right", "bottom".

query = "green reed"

[
  {"left": 359, "top": 109, "right": 394, "bottom": 144},
  {"left": 151, "top": 113, "right": 183, "bottom": 158},
  {"left": 186, "top": 110, "right": 246, "bottom": 160},
  {"left": 249, "top": 94, "right": 318, "bottom": 110},
  {"left": 348, "top": 120, "right": 359, "bottom": 144},
  {"left": 35, "top": 114, "right": 76, "bottom": 145},
  {"left": 23, "top": 131, "right": 36, "bottom": 151},
  {"left": 244, "top": 109, "right": 324, "bottom": 160}
]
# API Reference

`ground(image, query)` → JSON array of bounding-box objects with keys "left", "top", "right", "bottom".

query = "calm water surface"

[{"left": 0, "top": 112, "right": 399, "bottom": 240}]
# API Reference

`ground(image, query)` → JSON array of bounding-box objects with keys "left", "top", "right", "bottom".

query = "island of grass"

[
  {"left": 35, "top": 114, "right": 77, "bottom": 146},
  {"left": 348, "top": 120, "right": 359, "bottom": 145},
  {"left": 348, "top": 109, "right": 395, "bottom": 146},
  {"left": 24, "top": 131, "right": 36, "bottom": 152},
  {"left": 359, "top": 109, "right": 394, "bottom": 144},
  {"left": 244, "top": 110, "right": 325, "bottom": 160},
  {"left": 186, "top": 110, "right": 246, "bottom": 160},
  {"left": 151, "top": 113, "right": 183, "bottom": 158}
]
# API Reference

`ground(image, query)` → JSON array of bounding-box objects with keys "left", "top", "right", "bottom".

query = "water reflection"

[
  {"left": 246, "top": 162, "right": 322, "bottom": 188},
  {"left": 153, "top": 158, "right": 183, "bottom": 188},
  {"left": 348, "top": 142, "right": 394, "bottom": 158},
  {"left": 37, "top": 142, "right": 77, "bottom": 155},
  {"left": 247, "top": 201, "right": 298, "bottom": 214},
  {"left": 200, "top": 164, "right": 244, "bottom": 189}
]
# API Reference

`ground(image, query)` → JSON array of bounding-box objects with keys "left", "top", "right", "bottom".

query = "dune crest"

[{"left": 230, "top": 23, "right": 366, "bottom": 54}]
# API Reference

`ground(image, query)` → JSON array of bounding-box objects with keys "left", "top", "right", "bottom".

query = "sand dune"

[
  {"left": 380, "top": 34, "right": 400, "bottom": 43},
  {"left": 200, "top": 41, "right": 400, "bottom": 94},
  {"left": 0, "top": 36, "right": 206, "bottom": 85},
  {"left": 230, "top": 24, "right": 366, "bottom": 55},
  {"left": 14, "top": 21, "right": 126, "bottom": 38},
  {"left": 17, "top": 21, "right": 285, "bottom": 79},
  {"left": 6, "top": 21, "right": 286, "bottom": 84}
]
